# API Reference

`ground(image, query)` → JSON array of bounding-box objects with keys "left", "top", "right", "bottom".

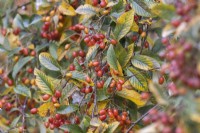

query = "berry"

[
  {"left": 141, "top": 92, "right": 150, "bottom": 100},
  {"left": 100, "top": 0, "right": 107, "bottom": 8},
  {"left": 97, "top": 70, "right": 103, "bottom": 77},
  {"left": 110, "top": 39, "right": 117, "bottom": 45},
  {"left": 159, "top": 76, "right": 165, "bottom": 84},
  {"left": 171, "top": 19, "right": 181, "bottom": 27},
  {"left": 99, "top": 114, "right": 107, "bottom": 121},
  {"left": 42, "top": 94, "right": 51, "bottom": 101},
  {"left": 99, "top": 109, "right": 106, "bottom": 115},
  {"left": 79, "top": 50, "right": 85, "bottom": 57},
  {"left": 85, "top": 76, "right": 91, "bottom": 83},
  {"left": 55, "top": 90, "right": 61, "bottom": 98},
  {"left": 30, "top": 108, "right": 38, "bottom": 114}
]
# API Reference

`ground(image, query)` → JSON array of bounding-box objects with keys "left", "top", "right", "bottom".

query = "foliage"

[{"left": 0, "top": 0, "right": 200, "bottom": 133}]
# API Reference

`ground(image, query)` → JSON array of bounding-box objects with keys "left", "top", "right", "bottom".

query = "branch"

[
  {"left": 126, "top": 104, "right": 159, "bottom": 133},
  {"left": 92, "top": 78, "right": 98, "bottom": 118}
]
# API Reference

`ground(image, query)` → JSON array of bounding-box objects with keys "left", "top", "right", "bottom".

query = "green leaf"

[
  {"left": 13, "top": 14, "right": 24, "bottom": 29},
  {"left": 76, "top": 4, "right": 97, "bottom": 15},
  {"left": 10, "top": 115, "right": 21, "bottom": 128},
  {"left": 57, "top": 105, "right": 78, "bottom": 114},
  {"left": 131, "top": 55, "right": 160, "bottom": 71},
  {"left": 49, "top": 42, "right": 58, "bottom": 59},
  {"left": 60, "top": 124, "right": 83, "bottom": 133},
  {"left": 116, "top": 43, "right": 134, "bottom": 67},
  {"left": 114, "top": 10, "right": 134, "bottom": 40},
  {"left": 129, "top": 0, "right": 152, "bottom": 17},
  {"left": 73, "top": 58, "right": 82, "bottom": 71},
  {"left": 151, "top": 4, "right": 175, "bottom": 20},
  {"left": 97, "top": 77, "right": 112, "bottom": 101},
  {"left": 34, "top": 68, "right": 55, "bottom": 95},
  {"left": 12, "top": 56, "right": 34, "bottom": 79},
  {"left": 36, "top": 120, "right": 46, "bottom": 133},
  {"left": 39, "top": 52, "right": 61, "bottom": 71},
  {"left": 105, "top": 121, "right": 120, "bottom": 133},
  {"left": 127, "top": 67, "right": 148, "bottom": 91},
  {"left": 14, "top": 85, "right": 31, "bottom": 98},
  {"left": 107, "top": 45, "right": 122, "bottom": 73},
  {"left": 80, "top": 115, "right": 91, "bottom": 132}
]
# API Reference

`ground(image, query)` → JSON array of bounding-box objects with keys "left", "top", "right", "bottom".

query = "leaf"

[
  {"left": 151, "top": 4, "right": 175, "bottom": 20},
  {"left": 105, "top": 121, "right": 120, "bottom": 133},
  {"left": 131, "top": 21, "right": 139, "bottom": 32},
  {"left": 37, "top": 102, "right": 56, "bottom": 117},
  {"left": 39, "top": 52, "right": 61, "bottom": 71},
  {"left": 88, "top": 100, "right": 109, "bottom": 115},
  {"left": 129, "top": 0, "right": 152, "bottom": 17},
  {"left": 60, "top": 124, "right": 83, "bottom": 133},
  {"left": 58, "top": 0, "right": 76, "bottom": 16},
  {"left": 131, "top": 55, "right": 160, "bottom": 71},
  {"left": 13, "top": 14, "right": 24, "bottom": 29},
  {"left": 76, "top": 4, "right": 97, "bottom": 15},
  {"left": 71, "top": 71, "right": 94, "bottom": 86},
  {"left": 34, "top": 68, "right": 55, "bottom": 95},
  {"left": 12, "top": 56, "right": 34, "bottom": 79},
  {"left": 107, "top": 45, "right": 123, "bottom": 75},
  {"left": 117, "top": 43, "right": 134, "bottom": 67},
  {"left": 127, "top": 67, "right": 148, "bottom": 91},
  {"left": 116, "top": 88, "right": 147, "bottom": 107},
  {"left": 86, "top": 45, "right": 99, "bottom": 62},
  {"left": 73, "top": 58, "right": 82, "bottom": 71},
  {"left": 14, "top": 85, "right": 31, "bottom": 98},
  {"left": 36, "top": 120, "right": 46, "bottom": 133},
  {"left": 80, "top": 115, "right": 91, "bottom": 132},
  {"left": 10, "top": 115, "right": 21, "bottom": 128},
  {"left": 114, "top": 10, "right": 134, "bottom": 40},
  {"left": 97, "top": 77, "right": 112, "bottom": 101},
  {"left": 57, "top": 105, "right": 78, "bottom": 114}
]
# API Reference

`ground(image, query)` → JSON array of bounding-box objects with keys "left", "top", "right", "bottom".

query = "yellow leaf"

[
  {"left": 131, "top": 21, "right": 139, "bottom": 32},
  {"left": 85, "top": 0, "right": 93, "bottom": 5},
  {"left": 88, "top": 100, "right": 109, "bottom": 115},
  {"left": 116, "top": 85, "right": 147, "bottom": 107},
  {"left": 58, "top": 0, "right": 76, "bottom": 16},
  {"left": 117, "top": 10, "right": 134, "bottom": 24},
  {"left": 38, "top": 102, "right": 56, "bottom": 117},
  {"left": 95, "top": 122, "right": 108, "bottom": 133}
]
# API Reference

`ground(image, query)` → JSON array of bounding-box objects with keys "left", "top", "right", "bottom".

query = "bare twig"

[
  {"left": 126, "top": 104, "right": 159, "bottom": 133},
  {"left": 92, "top": 78, "right": 98, "bottom": 118}
]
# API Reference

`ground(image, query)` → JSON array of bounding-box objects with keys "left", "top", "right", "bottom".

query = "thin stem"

[{"left": 126, "top": 104, "right": 159, "bottom": 133}]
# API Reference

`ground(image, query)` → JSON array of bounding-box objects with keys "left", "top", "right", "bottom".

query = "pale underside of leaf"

[
  {"left": 76, "top": 4, "right": 97, "bottom": 15},
  {"left": 39, "top": 52, "right": 60, "bottom": 71},
  {"left": 58, "top": 0, "right": 76, "bottom": 16}
]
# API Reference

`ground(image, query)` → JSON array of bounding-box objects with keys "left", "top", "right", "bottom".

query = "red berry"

[
  {"left": 75, "top": 116, "right": 80, "bottom": 124},
  {"left": 108, "top": 111, "right": 114, "bottom": 118},
  {"left": 22, "top": 48, "right": 29, "bottom": 56},
  {"left": 92, "top": 0, "right": 99, "bottom": 6},
  {"left": 99, "top": 114, "right": 107, "bottom": 121},
  {"left": 144, "top": 41, "right": 149, "bottom": 48},
  {"left": 80, "top": 88, "right": 86, "bottom": 93},
  {"left": 92, "top": 61, "right": 99, "bottom": 67},
  {"left": 79, "top": 50, "right": 85, "bottom": 57},
  {"left": 132, "top": 35, "right": 137, "bottom": 41},
  {"left": 54, "top": 90, "right": 61, "bottom": 98},
  {"left": 30, "top": 108, "right": 38, "bottom": 114},
  {"left": 5, "top": 103, "right": 12, "bottom": 111},
  {"left": 84, "top": 37, "right": 90, "bottom": 43},
  {"left": 99, "top": 109, "right": 106, "bottom": 115},
  {"left": 52, "top": 96, "right": 57, "bottom": 103},
  {"left": 69, "top": 64, "right": 75, "bottom": 71},
  {"left": 100, "top": 0, "right": 107, "bottom": 8},
  {"left": 171, "top": 19, "right": 181, "bottom": 27},
  {"left": 85, "top": 87, "right": 92, "bottom": 94},
  {"left": 44, "top": 122, "right": 49, "bottom": 128},
  {"left": 110, "top": 39, "right": 117, "bottom": 45},
  {"left": 50, "top": 124, "right": 54, "bottom": 130},
  {"left": 1, "top": 28, "right": 7, "bottom": 36},
  {"left": 141, "top": 92, "right": 150, "bottom": 100},
  {"left": 113, "top": 109, "right": 118, "bottom": 116},
  {"left": 55, "top": 114, "right": 61, "bottom": 120},
  {"left": 161, "top": 37, "right": 169, "bottom": 45},
  {"left": 121, "top": 115, "right": 127, "bottom": 121},
  {"left": 7, "top": 79, "right": 13, "bottom": 86},
  {"left": 72, "top": 51, "right": 78, "bottom": 58},
  {"left": 159, "top": 76, "right": 165, "bottom": 84},
  {"left": 85, "top": 76, "right": 91, "bottom": 83},
  {"left": 116, "top": 83, "right": 122, "bottom": 91},
  {"left": 30, "top": 50, "right": 36, "bottom": 56},
  {"left": 97, "top": 70, "right": 103, "bottom": 77},
  {"left": 99, "top": 42, "right": 106, "bottom": 49},
  {"left": 42, "top": 94, "right": 51, "bottom": 101},
  {"left": 27, "top": 68, "right": 33, "bottom": 73}
]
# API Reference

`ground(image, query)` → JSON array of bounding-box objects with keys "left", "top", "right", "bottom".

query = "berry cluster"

[
  {"left": 69, "top": 24, "right": 85, "bottom": 41},
  {"left": 99, "top": 109, "right": 131, "bottom": 127},
  {"left": 44, "top": 114, "right": 79, "bottom": 132},
  {"left": 142, "top": 108, "right": 183, "bottom": 133},
  {"left": 107, "top": 79, "right": 125, "bottom": 92},
  {"left": 40, "top": 10, "right": 62, "bottom": 41},
  {"left": 0, "top": 97, "right": 12, "bottom": 112},
  {"left": 161, "top": 40, "right": 200, "bottom": 88},
  {"left": 42, "top": 90, "right": 62, "bottom": 108},
  {"left": 84, "top": 33, "right": 106, "bottom": 47},
  {"left": 92, "top": 0, "right": 107, "bottom": 8}
]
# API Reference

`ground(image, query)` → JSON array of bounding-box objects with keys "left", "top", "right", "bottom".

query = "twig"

[
  {"left": 21, "top": 97, "right": 28, "bottom": 133},
  {"left": 126, "top": 104, "right": 159, "bottom": 133},
  {"left": 92, "top": 78, "right": 98, "bottom": 118}
]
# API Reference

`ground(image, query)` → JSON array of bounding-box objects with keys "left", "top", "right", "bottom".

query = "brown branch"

[{"left": 126, "top": 104, "right": 159, "bottom": 133}]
